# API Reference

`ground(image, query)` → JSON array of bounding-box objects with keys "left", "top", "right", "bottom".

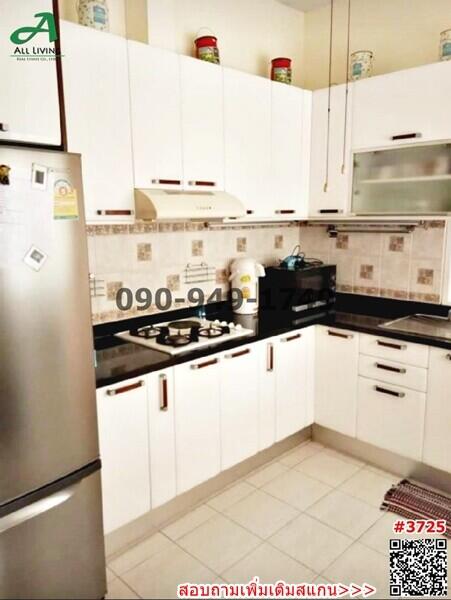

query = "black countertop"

[{"left": 95, "top": 294, "right": 451, "bottom": 388}]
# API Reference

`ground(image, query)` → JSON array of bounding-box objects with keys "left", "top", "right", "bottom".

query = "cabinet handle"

[
  {"left": 446, "top": 354, "right": 451, "bottom": 361},
  {"left": 391, "top": 133, "right": 421, "bottom": 141},
  {"left": 374, "top": 385, "right": 405, "bottom": 398},
  {"left": 328, "top": 330, "right": 354, "bottom": 339},
  {"left": 267, "top": 343, "right": 274, "bottom": 372},
  {"left": 106, "top": 380, "right": 145, "bottom": 396},
  {"left": 375, "top": 362, "right": 407, "bottom": 374},
  {"left": 151, "top": 178, "right": 181, "bottom": 185},
  {"left": 96, "top": 209, "right": 134, "bottom": 216},
  {"left": 275, "top": 209, "right": 295, "bottom": 215},
  {"left": 246, "top": 210, "right": 254, "bottom": 215},
  {"left": 318, "top": 209, "right": 343, "bottom": 214},
  {"left": 281, "top": 333, "right": 301, "bottom": 343},
  {"left": 225, "top": 348, "right": 250, "bottom": 359},
  {"left": 376, "top": 339, "right": 407, "bottom": 351},
  {"left": 191, "top": 358, "right": 219, "bottom": 370},
  {"left": 159, "top": 374, "right": 168, "bottom": 411},
  {"left": 0, "top": 123, "right": 9, "bottom": 132},
  {"left": 187, "top": 180, "right": 216, "bottom": 187}
]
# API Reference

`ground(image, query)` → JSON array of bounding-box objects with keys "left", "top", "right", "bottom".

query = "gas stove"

[{"left": 115, "top": 317, "right": 254, "bottom": 355}]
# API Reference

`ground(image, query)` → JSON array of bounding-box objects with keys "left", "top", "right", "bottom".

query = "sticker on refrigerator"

[
  {"left": 23, "top": 245, "right": 48, "bottom": 271},
  {"left": 31, "top": 163, "right": 49, "bottom": 191},
  {"left": 54, "top": 178, "right": 79, "bottom": 220}
]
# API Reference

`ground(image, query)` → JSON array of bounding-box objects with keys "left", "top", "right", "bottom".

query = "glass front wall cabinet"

[{"left": 352, "top": 143, "right": 451, "bottom": 214}]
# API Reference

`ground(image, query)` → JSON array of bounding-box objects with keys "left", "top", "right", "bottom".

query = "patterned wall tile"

[
  {"left": 167, "top": 274, "right": 181, "bottom": 292},
  {"left": 106, "top": 281, "right": 123, "bottom": 301},
  {"left": 388, "top": 236, "right": 405, "bottom": 252},
  {"left": 137, "top": 243, "right": 152, "bottom": 262},
  {"left": 216, "top": 268, "right": 229, "bottom": 284},
  {"left": 335, "top": 234, "right": 349, "bottom": 250},
  {"left": 359, "top": 264, "right": 374, "bottom": 280},
  {"left": 274, "top": 235, "right": 284, "bottom": 250},
  {"left": 192, "top": 240, "right": 204, "bottom": 257},
  {"left": 236, "top": 237, "right": 247, "bottom": 253},
  {"left": 417, "top": 268, "right": 434, "bottom": 286}
]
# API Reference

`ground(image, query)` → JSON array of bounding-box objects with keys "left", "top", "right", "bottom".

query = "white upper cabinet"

[
  {"left": 309, "top": 84, "right": 353, "bottom": 216},
  {"left": 61, "top": 21, "right": 134, "bottom": 222},
  {"left": 180, "top": 56, "right": 224, "bottom": 191},
  {"left": 224, "top": 68, "right": 272, "bottom": 217},
  {"left": 352, "top": 62, "right": 451, "bottom": 150},
  {"left": 271, "top": 82, "right": 312, "bottom": 218},
  {"left": 0, "top": 0, "right": 60, "bottom": 146},
  {"left": 128, "top": 42, "right": 183, "bottom": 189},
  {"left": 423, "top": 347, "right": 451, "bottom": 473}
]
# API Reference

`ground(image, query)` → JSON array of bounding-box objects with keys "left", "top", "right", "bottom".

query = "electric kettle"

[{"left": 229, "top": 258, "right": 266, "bottom": 315}]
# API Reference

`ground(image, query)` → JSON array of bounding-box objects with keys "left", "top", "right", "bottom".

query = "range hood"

[{"left": 135, "top": 188, "right": 246, "bottom": 221}]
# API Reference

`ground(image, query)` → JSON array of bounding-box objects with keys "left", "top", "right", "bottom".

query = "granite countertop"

[{"left": 95, "top": 299, "right": 451, "bottom": 388}]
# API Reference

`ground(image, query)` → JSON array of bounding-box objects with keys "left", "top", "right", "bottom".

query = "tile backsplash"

[{"left": 298, "top": 221, "right": 446, "bottom": 304}]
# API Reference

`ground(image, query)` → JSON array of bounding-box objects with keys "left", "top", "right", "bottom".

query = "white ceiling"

[{"left": 277, "top": 0, "right": 331, "bottom": 12}]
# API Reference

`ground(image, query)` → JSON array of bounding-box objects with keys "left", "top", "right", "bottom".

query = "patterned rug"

[{"left": 381, "top": 479, "right": 451, "bottom": 538}]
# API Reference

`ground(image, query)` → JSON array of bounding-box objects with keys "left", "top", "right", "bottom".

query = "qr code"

[{"left": 390, "top": 538, "right": 448, "bottom": 597}]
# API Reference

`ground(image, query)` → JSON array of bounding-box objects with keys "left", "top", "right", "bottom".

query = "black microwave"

[{"left": 259, "top": 264, "right": 336, "bottom": 314}]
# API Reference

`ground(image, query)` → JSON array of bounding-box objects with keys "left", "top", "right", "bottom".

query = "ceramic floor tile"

[
  {"left": 106, "top": 578, "right": 140, "bottom": 600},
  {"left": 177, "top": 513, "right": 261, "bottom": 574},
  {"left": 322, "top": 542, "right": 390, "bottom": 599},
  {"left": 222, "top": 543, "right": 316, "bottom": 584},
  {"left": 366, "top": 464, "right": 401, "bottom": 480},
  {"left": 162, "top": 504, "right": 217, "bottom": 540},
  {"left": 262, "top": 469, "right": 332, "bottom": 511},
  {"left": 106, "top": 567, "right": 117, "bottom": 583},
  {"left": 295, "top": 450, "right": 362, "bottom": 487},
  {"left": 321, "top": 448, "right": 366, "bottom": 467},
  {"left": 108, "top": 532, "right": 173, "bottom": 576},
  {"left": 207, "top": 481, "right": 255, "bottom": 512},
  {"left": 122, "top": 545, "right": 216, "bottom": 599},
  {"left": 224, "top": 489, "right": 299, "bottom": 539},
  {"left": 269, "top": 513, "right": 353, "bottom": 573},
  {"left": 306, "top": 489, "right": 383, "bottom": 539},
  {"left": 339, "top": 467, "right": 399, "bottom": 507},
  {"left": 278, "top": 442, "right": 324, "bottom": 467},
  {"left": 246, "top": 461, "right": 289, "bottom": 488}
]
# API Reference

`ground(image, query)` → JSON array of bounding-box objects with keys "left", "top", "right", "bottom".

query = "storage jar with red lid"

[
  {"left": 195, "top": 35, "right": 220, "bottom": 64},
  {"left": 271, "top": 57, "right": 292, "bottom": 84}
]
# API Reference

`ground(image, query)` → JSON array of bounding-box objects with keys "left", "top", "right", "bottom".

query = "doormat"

[{"left": 381, "top": 479, "right": 451, "bottom": 537}]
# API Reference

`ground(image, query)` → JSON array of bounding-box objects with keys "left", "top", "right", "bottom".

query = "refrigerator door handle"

[{"left": 0, "top": 483, "right": 80, "bottom": 535}]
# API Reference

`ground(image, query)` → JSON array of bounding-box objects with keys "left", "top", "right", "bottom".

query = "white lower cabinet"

[
  {"left": 423, "top": 348, "right": 451, "bottom": 472},
  {"left": 219, "top": 345, "right": 259, "bottom": 470},
  {"left": 256, "top": 339, "right": 277, "bottom": 450},
  {"left": 173, "top": 355, "right": 221, "bottom": 494},
  {"left": 315, "top": 326, "right": 359, "bottom": 437},
  {"left": 356, "top": 376, "right": 426, "bottom": 460},
  {"left": 147, "top": 369, "right": 177, "bottom": 509},
  {"left": 96, "top": 378, "right": 151, "bottom": 534}
]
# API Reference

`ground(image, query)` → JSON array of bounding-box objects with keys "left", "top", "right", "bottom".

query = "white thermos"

[{"left": 229, "top": 258, "right": 266, "bottom": 315}]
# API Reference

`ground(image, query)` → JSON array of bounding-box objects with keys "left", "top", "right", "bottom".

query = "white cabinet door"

[
  {"left": 352, "top": 62, "right": 451, "bottom": 150},
  {"left": 315, "top": 326, "right": 359, "bottom": 437},
  {"left": 423, "top": 348, "right": 451, "bottom": 472},
  {"left": 147, "top": 369, "right": 177, "bottom": 508},
  {"left": 357, "top": 377, "right": 426, "bottom": 460},
  {"left": 0, "top": 0, "right": 60, "bottom": 146},
  {"left": 274, "top": 328, "right": 311, "bottom": 441},
  {"left": 61, "top": 21, "right": 134, "bottom": 222},
  {"left": 219, "top": 345, "right": 259, "bottom": 469},
  {"left": 224, "top": 68, "right": 272, "bottom": 217},
  {"left": 257, "top": 339, "right": 277, "bottom": 451},
  {"left": 309, "top": 84, "right": 353, "bottom": 216},
  {"left": 128, "top": 42, "right": 183, "bottom": 190},
  {"left": 271, "top": 82, "right": 311, "bottom": 218},
  {"left": 174, "top": 355, "right": 221, "bottom": 493},
  {"left": 97, "top": 378, "right": 150, "bottom": 534},
  {"left": 180, "top": 56, "right": 224, "bottom": 191}
]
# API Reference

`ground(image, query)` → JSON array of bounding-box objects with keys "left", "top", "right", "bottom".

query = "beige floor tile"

[
  {"left": 108, "top": 532, "right": 173, "bottom": 576},
  {"left": 306, "top": 489, "right": 383, "bottom": 539},
  {"left": 222, "top": 543, "right": 316, "bottom": 584},
  {"left": 177, "top": 514, "right": 261, "bottom": 574},
  {"left": 224, "top": 489, "right": 299, "bottom": 539},
  {"left": 262, "top": 469, "right": 332, "bottom": 511},
  {"left": 122, "top": 545, "right": 216, "bottom": 599},
  {"left": 339, "top": 467, "right": 399, "bottom": 507},
  {"left": 366, "top": 464, "right": 401, "bottom": 480},
  {"left": 278, "top": 442, "right": 324, "bottom": 467},
  {"left": 322, "top": 542, "right": 390, "bottom": 599},
  {"left": 321, "top": 448, "right": 366, "bottom": 467},
  {"left": 246, "top": 461, "right": 289, "bottom": 487},
  {"left": 106, "top": 567, "right": 117, "bottom": 583},
  {"left": 269, "top": 513, "right": 353, "bottom": 573},
  {"left": 106, "top": 578, "right": 140, "bottom": 600},
  {"left": 162, "top": 504, "right": 217, "bottom": 540},
  {"left": 207, "top": 481, "right": 255, "bottom": 512},
  {"left": 295, "top": 451, "right": 362, "bottom": 487}
]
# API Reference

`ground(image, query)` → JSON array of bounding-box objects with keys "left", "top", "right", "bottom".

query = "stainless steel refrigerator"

[{"left": 0, "top": 147, "right": 106, "bottom": 599}]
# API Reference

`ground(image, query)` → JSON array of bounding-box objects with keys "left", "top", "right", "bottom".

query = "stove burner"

[
  {"left": 167, "top": 320, "right": 201, "bottom": 331},
  {"left": 161, "top": 334, "right": 192, "bottom": 347},
  {"left": 198, "top": 324, "right": 229, "bottom": 338},
  {"left": 130, "top": 325, "right": 161, "bottom": 339}
]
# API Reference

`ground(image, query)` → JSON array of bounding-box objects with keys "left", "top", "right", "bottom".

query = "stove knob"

[
  {"left": 235, "top": 323, "right": 243, "bottom": 330},
  {"left": 213, "top": 319, "right": 220, "bottom": 325},
  {"left": 220, "top": 321, "right": 227, "bottom": 327},
  {"left": 228, "top": 322, "right": 235, "bottom": 329}
]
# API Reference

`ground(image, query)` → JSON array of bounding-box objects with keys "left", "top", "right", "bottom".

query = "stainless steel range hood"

[{"left": 135, "top": 188, "right": 246, "bottom": 221}]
